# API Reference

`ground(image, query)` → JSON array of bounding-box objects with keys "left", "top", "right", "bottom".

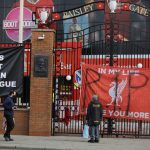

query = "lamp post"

[
  {"left": 107, "top": 0, "right": 118, "bottom": 66},
  {"left": 107, "top": 0, "right": 118, "bottom": 135},
  {"left": 109, "top": 15, "right": 115, "bottom": 66},
  {"left": 19, "top": 0, "right": 24, "bottom": 43}
]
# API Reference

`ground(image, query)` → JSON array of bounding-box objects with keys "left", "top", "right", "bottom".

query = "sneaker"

[
  {"left": 95, "top": 138, "right": 99, "bottom": 143},
  {"left": 9, "top": 138, "right": 14, "bottom": 141},
  {"left": 4, "top": 137, "right": 9, "bottom": 141},
  {"left": 88, "top": 139, "right": 94, "bottom": 143}
]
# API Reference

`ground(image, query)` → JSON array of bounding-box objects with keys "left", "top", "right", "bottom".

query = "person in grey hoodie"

[{"left": 86, "top": 95, "right": 103, "bottom": 143}]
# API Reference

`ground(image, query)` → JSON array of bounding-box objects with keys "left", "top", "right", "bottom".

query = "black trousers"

[{"left": 4, "top": 115, "right": 15, "bottom": 138}]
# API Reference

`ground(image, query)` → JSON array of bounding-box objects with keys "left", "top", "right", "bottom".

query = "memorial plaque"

[{"left": 34, "top": 55, "right": 48, "bottom": 77}]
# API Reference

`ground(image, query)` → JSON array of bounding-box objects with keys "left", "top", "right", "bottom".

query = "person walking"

[
  {"left": 3, "top": 90, "right": 17, "bottom": 141},
  {"left": 86, "top": 94, "right": 103, "bottom": 143}
]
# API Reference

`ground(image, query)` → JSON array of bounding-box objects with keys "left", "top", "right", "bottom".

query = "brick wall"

[
  {"left": 0, "top": 29, "right": 55, "bottom": 136},
  {"left": 0, "top": 109, "right": 29, "bottom": 135},
  {"left": 29, "top": 29, "right": 55, "bottom": 136}
]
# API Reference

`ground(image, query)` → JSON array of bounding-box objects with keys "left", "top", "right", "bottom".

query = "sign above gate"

[
  {"left": 124, "top": 3, "right": 150, "bottom": 16},
  {"left": 63, "top": 2, "right": 104, "bottom": 19},
  {"left": 50, "top": 0, "right": 150, "bottom": 22},
  {"left": 52, "top": 1, "right": 105, "bottom": 21}
]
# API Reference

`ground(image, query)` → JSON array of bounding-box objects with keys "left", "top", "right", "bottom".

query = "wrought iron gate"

[{"left": 53, "top": 21, "right": 150, "bottom": 137}]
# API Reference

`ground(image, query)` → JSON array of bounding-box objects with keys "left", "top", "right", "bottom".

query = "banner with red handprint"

[{"left": 80, "top": 63, "right": 150, "bottom": 121}]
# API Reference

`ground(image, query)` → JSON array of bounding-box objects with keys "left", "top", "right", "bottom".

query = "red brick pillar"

[{"left": 29, "top": 29, "right": 55, "bottom": 136}]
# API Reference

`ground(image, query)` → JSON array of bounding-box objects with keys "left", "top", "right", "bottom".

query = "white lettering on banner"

[
  {"left": 0, "top": 64, "right": 3, "bottom": 70},
  {"left": 127, "top": 112, "right": 149, "bottom": 119},
  {"left": 0, "top": 55, "right": 4, "bottom": 61},
  {"left": 0, "top": 72, "right": 6, "bottom": 78},
  {"left": 0, "top": 81, "right": 16, "bottom": 87},
  {"left": 108, "top": 110, "right": 114, "bottom": 116},
  {"left": 0, "top": 54, "right": 18, "bottom": 89},
  {"left": 98, "top": 68, "right": 106, "bottom": 74},
  {"left": 97, "top": 68, "right": 140, "bottom": 76},
  {"left": 107, "top": 110, "right": 149, "bottom": 119},
  {"left": 108, "top": 69, "right": 117, "bottom": 74}
]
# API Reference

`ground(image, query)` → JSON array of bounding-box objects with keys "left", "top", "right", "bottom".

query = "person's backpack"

[{"left": 92, "top": 102, "right": 102, "bottom": 125}]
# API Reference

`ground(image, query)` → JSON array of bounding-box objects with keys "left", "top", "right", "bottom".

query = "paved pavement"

[{"left": 0, "top": 135, "right": 150, "bottom": 150}]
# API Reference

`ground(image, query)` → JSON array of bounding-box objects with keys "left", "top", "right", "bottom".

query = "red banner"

[{"left": 80, "top": 64, "right": 150, "bottom": 121}]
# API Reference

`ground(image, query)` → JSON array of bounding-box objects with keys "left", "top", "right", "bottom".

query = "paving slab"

[{"left": 0, "top": 135, "right": 150, "bottom": 150}]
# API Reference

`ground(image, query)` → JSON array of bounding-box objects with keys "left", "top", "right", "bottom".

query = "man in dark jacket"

[
  {"left": 3, "top": 90, "right": 16, "bottom": 141},
  {"left": 86, "top": 95, "right": 103, "bottom": 143}
]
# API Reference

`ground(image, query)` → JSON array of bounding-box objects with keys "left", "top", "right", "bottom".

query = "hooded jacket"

[{"left": 86, "top": 95, "right": 103, "bottom": 126}]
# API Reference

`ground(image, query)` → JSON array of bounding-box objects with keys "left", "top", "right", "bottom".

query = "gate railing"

[
  {"left": 53, "top": 114, "right": 150, "bottom": 137},
  {"left": 53, "top": 22, "right": 150, "bottom": 137}
]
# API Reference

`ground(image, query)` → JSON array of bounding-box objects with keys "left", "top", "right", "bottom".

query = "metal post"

[
  {"left": 19, "top": 0, "right": 24, "bottom": 43},
  {"left": 108, "top": 13, "right": 115, "bottom": 136},
  {"left": 109, "top": 14, "right": 114, "bottom": 66}
]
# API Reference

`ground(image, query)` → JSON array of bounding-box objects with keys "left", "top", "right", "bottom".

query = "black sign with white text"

[{"left": 0, "top": 46, "right": 24, "bottom": 96}]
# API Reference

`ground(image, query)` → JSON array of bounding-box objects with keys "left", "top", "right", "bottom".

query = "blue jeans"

[{"left": 90, "top": 125, "right": 99, "bottom": 139}]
